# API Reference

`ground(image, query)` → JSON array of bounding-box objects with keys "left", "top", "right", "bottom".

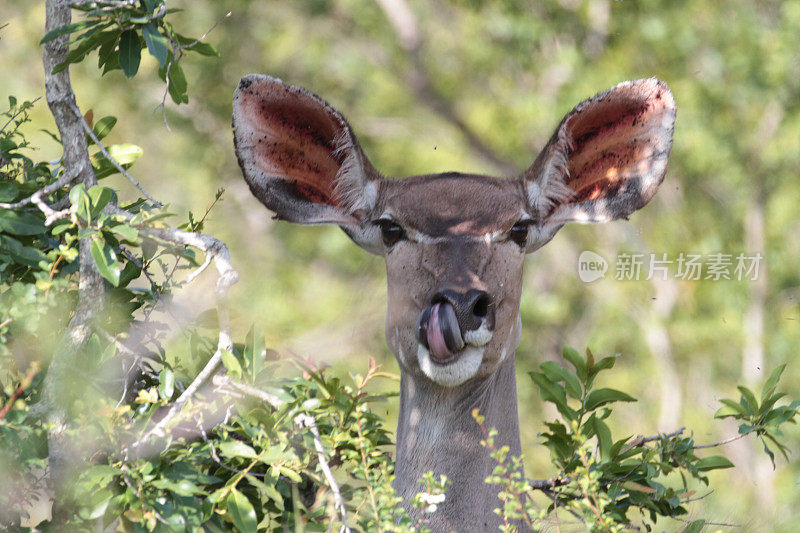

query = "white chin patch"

[
  {"left": 463, "top": 322, "right": 493, "bottom": 346},
  {"left": 417, "top": 345, "right": 484, "bottom": 387}
]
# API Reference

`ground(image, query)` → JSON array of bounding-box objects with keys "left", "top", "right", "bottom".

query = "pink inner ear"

[
  {"left": 562, "top": 83, "right": 673, "bottom": 204},
  {"left": 238, "top": 89, "right": 344, "bottom": 207}
]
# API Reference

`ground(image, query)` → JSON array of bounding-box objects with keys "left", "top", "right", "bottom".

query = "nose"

[
  {"left": 432, "top": 288, "right": 495, "bottom": 333},
  {"left": 415, "top": 289, "right": 495, "bottom": 361}
]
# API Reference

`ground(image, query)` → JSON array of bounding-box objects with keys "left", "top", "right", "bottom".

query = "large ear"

[
  {"left": 522, "top": 78, "right": 676, "bottom": 251},
  {"left": 232, "top": 74, "right": 383, "bottom": 252}
]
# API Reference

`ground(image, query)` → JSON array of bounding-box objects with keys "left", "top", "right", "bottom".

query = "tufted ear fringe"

[{"left": 523, "top": 78, "right": 676, "bottom": 235}]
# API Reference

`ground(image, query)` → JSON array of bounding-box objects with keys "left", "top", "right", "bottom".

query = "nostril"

[{"left": 471, "top": 293, "right": 490, "bottom": 318}]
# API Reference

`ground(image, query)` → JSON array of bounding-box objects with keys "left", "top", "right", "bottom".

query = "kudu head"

[{"left": 232, "top": 75, "right": 675, "bottom": 388}]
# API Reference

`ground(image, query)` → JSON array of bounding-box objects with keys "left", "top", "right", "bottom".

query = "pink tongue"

[{"left": 426, "top": 303, "right": 453, "bottom": 360}]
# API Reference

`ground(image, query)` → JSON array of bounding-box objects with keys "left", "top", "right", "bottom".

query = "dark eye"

[
  {"left": 375, "top": 219, "right": 405, "bottom": 247},
  {"left": 509, "top": 221, "right": 531, "bottom": 247}
]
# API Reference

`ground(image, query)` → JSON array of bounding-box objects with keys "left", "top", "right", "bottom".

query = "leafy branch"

[{"left": 476, "top": 348, "right": 798, "bottom": 531}]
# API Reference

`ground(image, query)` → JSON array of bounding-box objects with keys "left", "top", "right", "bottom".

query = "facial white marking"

[
  {"left": 497, "top": 314, "right": 522, "bottom": 365},
  {"left": 463, "top": 321, "right": 493, "bottom": 346},
  {"left": 417, "top": 344, "right": 483, "bottom": 387}
]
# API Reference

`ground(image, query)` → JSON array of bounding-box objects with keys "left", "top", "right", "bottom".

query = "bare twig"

[
  {"left": 622, "top": 427, "right": 685, "bottom": 453},
  {"left": 693, "top": 432, "right": 751, "bottom": 450},
  {"left": 296, "top": 413, "right": 351, "bottom": 533},
  {"left": 540, "top": 488, "right": 583, "bottom": 523},
  {"left": 0, "top": 162, "right": 83, "bottom": 211},
  {"left": 530, "top": 476, "right": 571, "bottom": 490},
  {"left": 669, "top": 516, "right": 740, "bottom": 528},
  {"left": 73, "top": 102, "right": 163, "bottom": 207},
  {"left": 212, "top": 375, "right": 282, "bottom": 410},
  {"left": 0, "top": 363, "right": 41, "bottom": 423}
]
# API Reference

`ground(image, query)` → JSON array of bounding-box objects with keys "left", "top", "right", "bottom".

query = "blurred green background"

[{"left": 3, "top": 0, "right": 799, "bottom": 529}]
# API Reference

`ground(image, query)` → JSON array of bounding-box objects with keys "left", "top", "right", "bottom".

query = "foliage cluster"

[{"left": 477, "top": 348, "right": 798, "bottom": 531}]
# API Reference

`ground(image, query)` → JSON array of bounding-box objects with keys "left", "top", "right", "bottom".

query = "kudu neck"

[{"left": 394, "top": 354, "right": 523, "bottom": 531}]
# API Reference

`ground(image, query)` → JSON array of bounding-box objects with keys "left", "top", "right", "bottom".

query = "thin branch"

[
  {"left": 107, "top": 204, "right": 239, "bottom": 296},
  {"left": 669, "top": 515, "right": 740, "bottom": 528},
  {"left": 680, "top": 490, "right": 713, "bottom": 504},
  {"left": 530, "top": 476, "right": 571, "bottom": 490},
  {"left": 540, "top": 488, "right": 584, "bottom": 523},
  {"left": 0, "top": 161, "right": 83, "bottom": 210},
  {"left": 0, "top": 363, "right": 41, "bottom": 422},
  {"left": 212, "top": 375, "right": 282, "bottom": 410},
  {"left": 295, "top": 413, "right": 351, "bottom": 533},
  {"left": 622, "top": 427, "right": 685, "bottom": 453},
  {"left": 73, "top": 102, "right": 163, "bottom": 207},
  {"left": 693, "top": 432, "right": 751, "bottom": 450}
]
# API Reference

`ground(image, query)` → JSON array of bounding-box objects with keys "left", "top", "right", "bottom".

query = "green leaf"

[
  {"left": 143, "top": 0, "right": 165, "bottom": 14},
  {"left": 90, "top": 236, "right": 121, "bottom": 286},
  {"left": 88, "top": 186, "right": 115, "bottom": 217},
  {"left": 220, "top": 349, "right": 242, "bottom": 378},
  {"left": 682, "top": 519, "right": 706, "bottom": 533},
  {"left": 110, "top": 223, "right": 138, "bottom": 243},
  {"left": 714, "top": 398, "right": 748, "bottom": 419},
  {"left": 167, "top": 63, "right": 188, "bottom": 104},
  {"left": 106, "top": 143, "right": 144, "bottom": 166},
  {"left": 151, "top": 478, "right": 202, "bottom": 496},
  {"left": 118, "top": 29, "right": 142, "bottom": 78},
  {"left": 91, "top": 116, "right": 117, "bottom": 142},
  {"left": 81, "top": 465, "right": 122, "bottom": 485},
  {"left": 0, "top": 235, "right": 48, "bottom": 267},
  {"left": 737, "top": 386, "right": 759, "bottom": 414},
  {"left": 97, "top": 31, "right": 120, "bottom": 69},
  {"left": 218, "top": 441, "right": 258, "bottom": 460},
  {"left": 158, "top": 368, "right": 174, "bottom": 400},
  {"left": 142, "top": 23, "right": 169, "bottom": 67},
  {"left": 70, "top": 183, "right": 92, "bottom": 221},
  {"left": 227, "top": 489, "right": 258, "bottom": 533},
  {"left": 694, "top": 455, "right": 734, "bottom": 471},
  {"left": 529, "top": 371, "right": 576, "bottom": 420},
  {"left": 0, "top": 183, "right": 17, "bottom": 202},
  {"left": 761, "top": 364, "right": 786, "bottom": 401},
  {"left": 561, "top": 346, "right": 587, "bottom": 382},
  {"left": 244, "top": 324, "right": 266, "bottom": 384},
  {"left": 51, "top": 29, "right": 106, "bottom": 73},
  {"left": 91, "top": 144, "right": 144, "bottom": 180},
  {"left": 40, "top": 20, "right": 98, "bottom": 44},
  {"left": 589, "top": 355, "right": 617, "bottom": 376},
  {"left": 185, "top": 41, "right": 220, "bottom": 57},
  {"left": 539, "top": 361, "right": 582, "bottom": 399},
  {"left": 761, "top": 437, "right": 776, "bottom": 468},
  {"left": 583, "top": 388, "right": 636, "bottom": 411},
  {"left": 0, "top": 209, "right": 46, "bottom": 236},
  {"left": 591, "top": 416, "right": 613, "bottom": 459}
]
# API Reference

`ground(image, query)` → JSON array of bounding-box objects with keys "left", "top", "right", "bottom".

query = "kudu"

[{"left": 232, "top": 75, "right": 675, "bottom": 531}]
